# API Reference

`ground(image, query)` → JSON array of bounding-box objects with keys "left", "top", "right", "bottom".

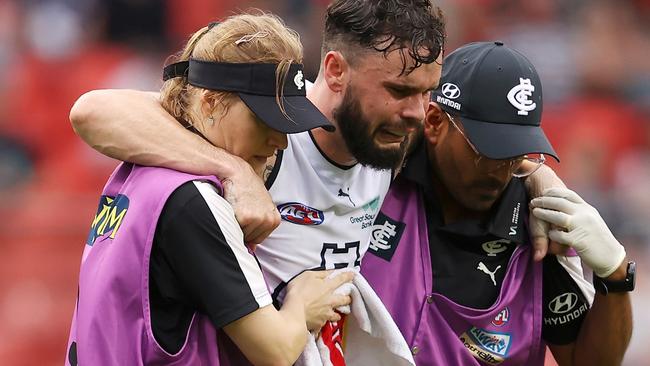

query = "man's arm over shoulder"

[
  {"left": 70, "top": 89, "right": 234, "bottom": 176},
  {"left": 69, "top": 89, "right": 279, "bottom": 244}
]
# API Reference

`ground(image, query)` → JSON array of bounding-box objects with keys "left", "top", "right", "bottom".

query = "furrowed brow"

[{"left": 385, "top": 81, "right": 432, "bottom": 94}]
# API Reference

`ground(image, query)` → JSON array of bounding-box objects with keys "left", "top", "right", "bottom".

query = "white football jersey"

[{"left": 256, "top": 131, "right": 392, "bottom": 302}]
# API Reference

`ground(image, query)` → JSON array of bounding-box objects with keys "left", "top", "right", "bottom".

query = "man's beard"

[{"left": 332, "top": 87, "right": 409, "bottom": 170}]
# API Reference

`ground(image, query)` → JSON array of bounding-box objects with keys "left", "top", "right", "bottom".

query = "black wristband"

[{"left": 593, "top": 261, "right": 636, "bottom": 295}]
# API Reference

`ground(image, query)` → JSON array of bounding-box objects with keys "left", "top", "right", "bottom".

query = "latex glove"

[
  {"left": 530, "top": 188, "right": 626, "bottom": 278},
  {"left": 524, "top": 164, "right": 568, "bottom": 261},
  {"left": 221, "top": 156, "right": 280, "bottom": 247}
]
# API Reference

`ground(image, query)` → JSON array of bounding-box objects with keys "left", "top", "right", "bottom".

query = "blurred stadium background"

[{"left": 0, "top": 0, "right": 648, "bottom": 364}]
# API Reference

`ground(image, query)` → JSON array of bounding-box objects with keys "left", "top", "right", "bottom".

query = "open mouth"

[{"left": 377, "top": 129, "right": 409, "bottom": 144}]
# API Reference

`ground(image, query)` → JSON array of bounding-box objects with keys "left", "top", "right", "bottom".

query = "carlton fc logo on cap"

[
  {"left": 441, "top": 83, "right": 461, "bottom": 99},
  {"left": 507, "top": 78, "right": 536, "bottom": 115},
  {"left": 294, "top": 70, "right": 304, "bottom": 90}
]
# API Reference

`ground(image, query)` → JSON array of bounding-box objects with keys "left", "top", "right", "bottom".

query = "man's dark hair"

[{"left": 323, "top": 0, "right": 446, "bottom": 74}]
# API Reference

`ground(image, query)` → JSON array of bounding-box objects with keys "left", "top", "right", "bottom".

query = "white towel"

[{"left": 296, "top": 268, "right": 415, "bottom": 366}]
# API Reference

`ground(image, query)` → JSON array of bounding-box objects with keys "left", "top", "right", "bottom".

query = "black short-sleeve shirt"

[
  {"left": 149, "top": 181, "right": 272, "bottom": 354},
  {"left": 400, "top": 140, "right": 592, "bottom": 345}
]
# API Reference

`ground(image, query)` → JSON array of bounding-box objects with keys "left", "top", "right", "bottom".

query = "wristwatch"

[{"left": 593, "top": 261, "right": 636, "bottom": 295}]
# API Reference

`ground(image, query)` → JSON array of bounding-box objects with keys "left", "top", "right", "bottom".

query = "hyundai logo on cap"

[
  {"left": 441, "top": 83, "right": 461, "bottom": 99},
  {"left": 431, "top": 41, "right": 559, "bottom": 162}
]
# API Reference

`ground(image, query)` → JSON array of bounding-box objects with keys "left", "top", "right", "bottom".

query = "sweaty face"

[
  {"left": 202, "top": 98, "right": 288, "bottom": 176},
  {"left": 333, "top": 85, "right": 406, "bottom": 170},
  {"left": 431, "top": 118, "right": 513, "bottom": 212},
  {"left": 335, "top": 50, "right": 441, "bottom": 170}
]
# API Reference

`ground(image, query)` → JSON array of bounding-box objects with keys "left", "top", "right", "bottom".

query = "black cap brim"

[
  {"left": 461, "top": 116, "right": 559, "bottom": 162},
  {"left": 239, "top": 93, "right": 334, "bottom": 134}
]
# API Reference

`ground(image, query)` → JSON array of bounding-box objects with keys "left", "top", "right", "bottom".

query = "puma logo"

[
  {"left": 477, "top": 261, "right": 502, "bottom": 286},
  {"left": 338, "top": 188, "right": 355, "bottom": 206}
]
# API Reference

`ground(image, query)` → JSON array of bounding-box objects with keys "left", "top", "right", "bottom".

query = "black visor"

[{"left": 163, "top": 59, "right": 334, "bottom": 134}]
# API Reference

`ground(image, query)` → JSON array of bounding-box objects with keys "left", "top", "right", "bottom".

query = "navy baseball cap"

[
  {"left": 163, "top": 59, "right": 334, "bottom": 134},
  {"left": 431, "top": 41, "right": 558, "bottom": 161}
]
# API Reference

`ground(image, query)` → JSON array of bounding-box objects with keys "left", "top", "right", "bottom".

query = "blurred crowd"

[{"left": 0, "top": 0, "right": 648, "bottom": 364}]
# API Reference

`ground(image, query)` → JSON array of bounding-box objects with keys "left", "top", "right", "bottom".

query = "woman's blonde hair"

[{"left": 160, "top": 12, "right": 303, "bottom": 128}]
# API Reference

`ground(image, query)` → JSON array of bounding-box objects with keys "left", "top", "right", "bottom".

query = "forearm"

[
  {"left": 72, "top": 91, "right": 278, "bottom": 243},
  {"left": 571, "top": 263, "right": 632, "bottom": 366},
  {"left": 275, "top": 299, "right": 310, "bottom": 363},
  {"left": 534, "top": 189, "right": 633, "bottom": 365},
  {"left": 224, "top": 302, "right": 308, "bottom": 366},
  {"left": 69, "top": 89, "right": 240, "bottom": 177}
]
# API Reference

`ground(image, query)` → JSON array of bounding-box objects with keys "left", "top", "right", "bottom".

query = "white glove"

[{"left": 530, "top": 188, "right": 626, "bottom": 278}]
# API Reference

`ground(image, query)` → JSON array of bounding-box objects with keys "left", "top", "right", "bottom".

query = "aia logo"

[
  {"left": 277, "top": 202, "right": 324, "bottom": 225},
  {"left": 492, "top": 307, "right": 510, "bottom": 327}
]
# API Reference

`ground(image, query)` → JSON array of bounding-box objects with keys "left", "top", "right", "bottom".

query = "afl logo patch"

[
  {"left": 278, "top": 202, "right": 324, "bottom": 225},
  {"left": 492, "top": 307, "right": 510, "bottom": 327}
]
